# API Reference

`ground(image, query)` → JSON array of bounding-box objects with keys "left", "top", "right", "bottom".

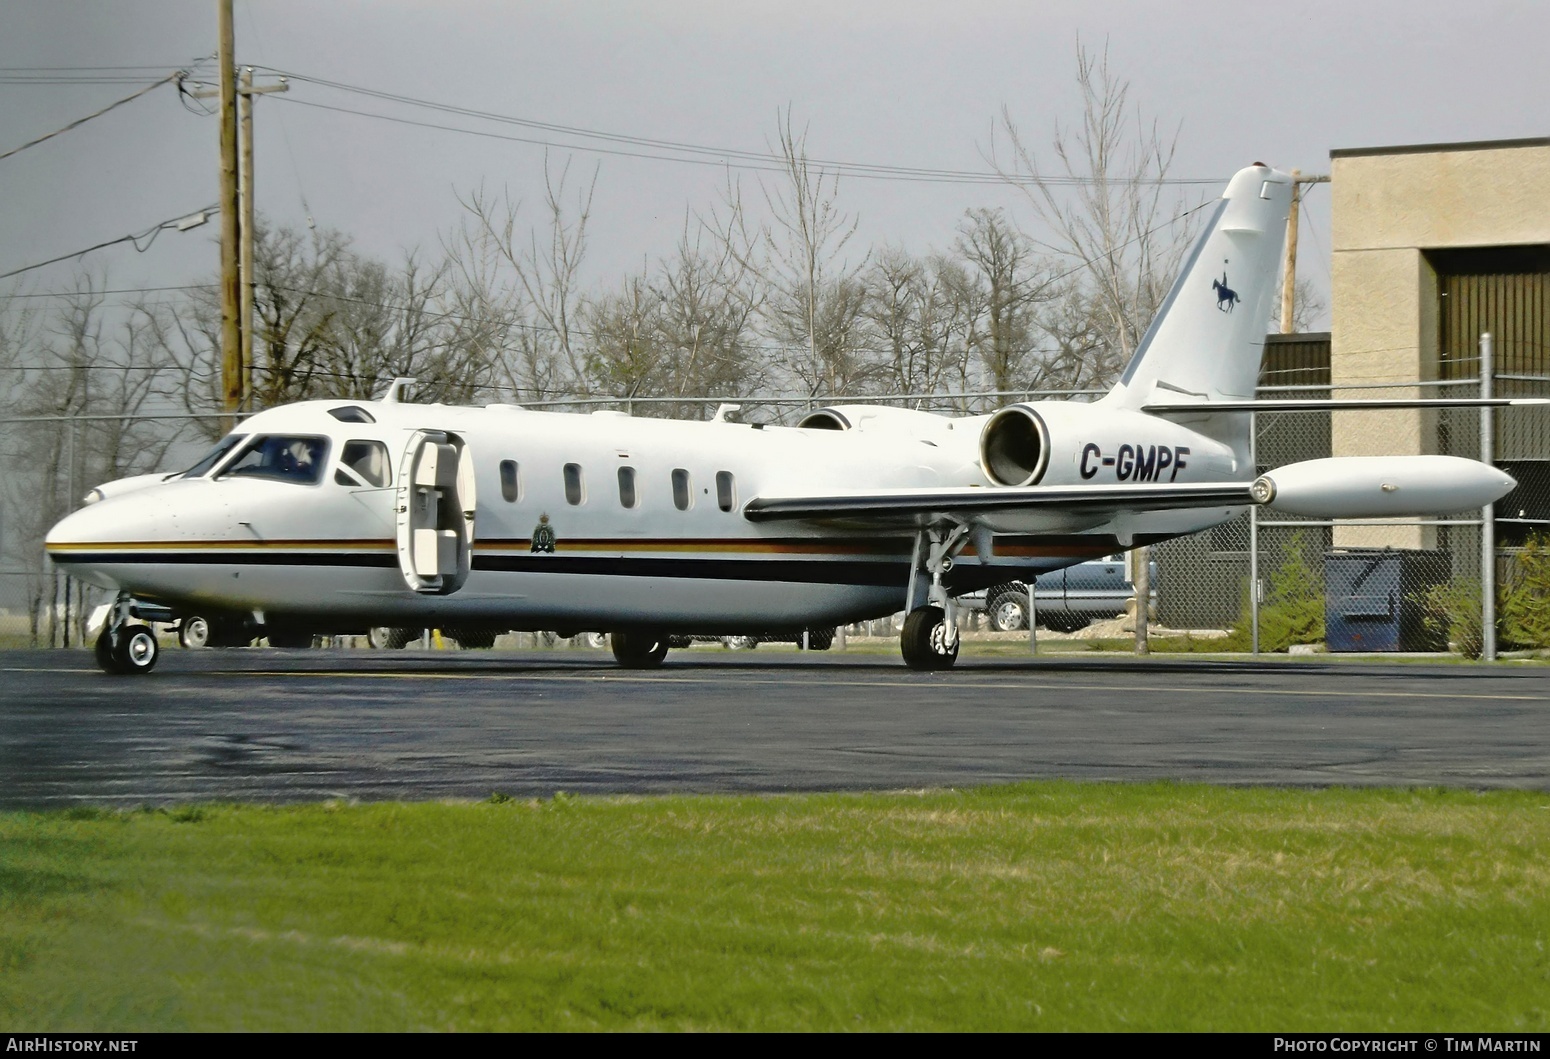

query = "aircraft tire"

[
  {"left": 901, "top": 606, "right": 959, "bottom": 671},
  {"left": 368, "top": 627, "right": 417, "bottom": 649},
  {"left": 178, "top": 615, "right": 212, "bottom": 649},
  {"left": 611, "top": 629, "right": 669, "bottom": 669},
  {"left": 96, "top": 624, "right": 159, "bottom": 675},
  {"left": 447, "top": 628, "right": 497, "bottom": 650},
  {"left": 987, "top": 590, "right": 1029, "bottom": 632}
]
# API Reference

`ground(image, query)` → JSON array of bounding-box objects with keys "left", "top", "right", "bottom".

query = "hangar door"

[{"left": 1433, "top": 245, "right": 1550, "bottom": 547}]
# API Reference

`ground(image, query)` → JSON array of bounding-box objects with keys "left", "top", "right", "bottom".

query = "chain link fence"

[{"left": 5, "top": 380, "right": 1547, "bottom": 655}]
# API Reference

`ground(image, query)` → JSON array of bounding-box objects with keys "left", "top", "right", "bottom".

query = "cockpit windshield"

[
  {"left": 219, "top": 435, "right": 330, "bottom": 485},
  {"left": 180, "top": 434, "right": 247, "bottom": 479}
]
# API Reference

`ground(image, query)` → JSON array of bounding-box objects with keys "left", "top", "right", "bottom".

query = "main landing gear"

[
  {"left": 611, "top": 628, "right": 670, "bottom": 669},
  {"left": 94, "top": 593, "right": 159, "bottom": 675},
  {"left": 899, "top": 524, "right": 971, "bottom": 672}
]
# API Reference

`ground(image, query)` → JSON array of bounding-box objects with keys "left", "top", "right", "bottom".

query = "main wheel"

[
  {"left": 900, "top": 606, "right": 959, "bottom": 671},
  {"left": 368, "top": 626, "right": 417, "bottom": 649},
  {"left": 447, "top": 627, "right": 497, "bottom": 649},
  {"left": 987, "top": 590, "right": 1029, "bottom": 632},
  {"left": 178, "top": 615, "right": 212, "bottom": 649},
  {"left": 611, "top": 629, "right": 670, "bottom": 669},
  {"left": 95, "top": 624, "right": 159, "bottom": 675}
]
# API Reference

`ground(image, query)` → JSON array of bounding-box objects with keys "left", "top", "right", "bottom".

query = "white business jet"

[{"left": 47, "top": 164, "right": 1520, "bottom": 674}]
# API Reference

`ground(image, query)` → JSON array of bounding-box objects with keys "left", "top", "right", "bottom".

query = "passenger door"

[{"left": 395, "top": 430, "right": 477, "bottom": 594}]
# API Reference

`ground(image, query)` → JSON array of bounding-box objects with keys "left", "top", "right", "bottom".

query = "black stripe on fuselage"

[{"left": 50, "top": 550, "right": 400, "bottom": 569}]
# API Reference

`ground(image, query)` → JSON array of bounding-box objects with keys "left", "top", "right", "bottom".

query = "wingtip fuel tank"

[{"left": 1251, "top": 456, "right": 1516, "bottom": 519}]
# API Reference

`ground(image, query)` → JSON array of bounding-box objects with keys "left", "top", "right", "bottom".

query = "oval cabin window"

[
  {"left": 500, "top": 460, "right": 520, "bottom": 503},
  {"left": 715, "top": 471, "right": 736, "bottom": 512},
  {"left": 671, "top": 468, "right": 692, "bottom": 511},
  {"left": 563, "top": 463, "right": 585, "bottom": 505},
  {"left": 618, "top": 466, "right": 637, "bottom": 509}
]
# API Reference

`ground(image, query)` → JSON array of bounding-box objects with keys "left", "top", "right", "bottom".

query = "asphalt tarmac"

[{"left": 2, "top": 646, "right": 1548, "bottom": 808}]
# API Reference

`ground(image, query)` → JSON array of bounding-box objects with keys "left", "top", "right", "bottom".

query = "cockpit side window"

[
  {"left": 220, "top": 435, "right": 330, "bottom": 485},
  {"left": 180, "top": 434, "right": 246, "bottom": 479},
  {"left": 335, "top": 440, "right": 392, "bottom": 487}
]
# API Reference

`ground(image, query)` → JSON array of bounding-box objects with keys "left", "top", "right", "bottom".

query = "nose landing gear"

[{"left": 94, "top": 594, "right": 159, "bottom": 675}]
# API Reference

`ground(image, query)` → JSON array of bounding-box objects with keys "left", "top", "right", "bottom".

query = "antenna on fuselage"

[
  {"left": 382, "top": 378, "right": 418, "bottom": 404},
  {"left": 712, "top": 403, "right": 741, "bottom": 423}
]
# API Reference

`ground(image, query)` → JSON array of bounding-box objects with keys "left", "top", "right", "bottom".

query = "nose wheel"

[
  {"left": 95, "top": 623, "right": 159, "bottom": 675},
  {"left": 94, "top": 592, "right": 160, "bottom": 674}
]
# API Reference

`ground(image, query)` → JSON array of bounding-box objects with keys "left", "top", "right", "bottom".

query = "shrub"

[{"left": 1223, "top": 531, "right": 1325, "bottom": 652}]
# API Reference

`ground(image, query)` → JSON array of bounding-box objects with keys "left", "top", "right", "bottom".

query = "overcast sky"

[{"left": 3, "top": 0, "right": 1547, "bottom": 329}]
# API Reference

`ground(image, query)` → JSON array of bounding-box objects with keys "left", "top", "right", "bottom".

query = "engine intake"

[
  {"left": 795, "top": 408, "right": 851, "bottom": 431},
  {"left": 979, "top": 405, "right": 1050, "bottom": 486}
]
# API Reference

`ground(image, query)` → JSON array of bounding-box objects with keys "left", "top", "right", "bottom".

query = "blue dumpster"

[{"left": 1324, "top": 549, "right": 1447, "bottom": 652}]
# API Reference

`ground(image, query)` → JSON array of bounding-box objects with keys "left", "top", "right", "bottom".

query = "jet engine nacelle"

[
  {"left": 978, "top": 402, "right": 1239, "bottom": 487},
  {"left": 796, "top": 405, "right": 956, "bottom": 436},
  {"left": 1251, "top": 456, "right": 1516, "bottom": 518}
]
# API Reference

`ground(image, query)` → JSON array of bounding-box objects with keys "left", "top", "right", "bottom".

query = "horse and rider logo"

[
  {"left": 1212, "top": 270, "right": 1240, "bottom": 313},
  {"left": 531, "top": 513, "right": 557, "bottom": 553}
]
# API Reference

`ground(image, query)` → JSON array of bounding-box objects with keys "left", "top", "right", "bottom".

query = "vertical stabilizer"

[{"left": 1103, "top": 165, "right": 1293, "bottom": 413}]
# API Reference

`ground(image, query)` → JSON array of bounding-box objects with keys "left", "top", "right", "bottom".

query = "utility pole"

[
  {"left": 216, "top": 0, "right": 241, "bottom": 427},
  {"left": 1279, "top": 172, "right": 1330, "bottom": 334},
  {"left": 238, "top": 66, "right": 287, "bottom": 411}
]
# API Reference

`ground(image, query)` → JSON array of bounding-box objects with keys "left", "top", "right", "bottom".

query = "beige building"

[{"left": 1328, "top": 136, "right": 1550, "bottom": 547}]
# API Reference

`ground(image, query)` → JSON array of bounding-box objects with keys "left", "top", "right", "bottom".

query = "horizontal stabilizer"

[{"left": 1145, "top": 398, "right": 1550, "bottom": 414}]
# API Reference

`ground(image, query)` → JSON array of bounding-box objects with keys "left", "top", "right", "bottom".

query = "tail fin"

[{"left": 1103, "top": 164, "right": 1293, "bottom": 412}]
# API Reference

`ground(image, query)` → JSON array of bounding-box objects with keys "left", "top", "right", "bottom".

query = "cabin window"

[
  {"left": 221, "top": 435, "right": 329, "bottom": 485},
  {"left": 327, "top": 405, "right": 376, "bottom": 424},
  {"left": 618, "top": 466, "right": 637, "bottom": 509},
  {"left": 671, "top": 468, "right": 692, "bottom": 511},
  {"left": 500, "top": 460, "right": 521, "bottom": 503},
  {"left": 715, "top": 471, "right": 736, "bottom": 512},
  {"left": 563, "top": 463, "right": 585, "bottom": 505},
  {"left": 334, "top": 440, "right": 391, "bottom": 487},
  {"left": 180, "top": 434, "right": 246, "bottom": 478}
]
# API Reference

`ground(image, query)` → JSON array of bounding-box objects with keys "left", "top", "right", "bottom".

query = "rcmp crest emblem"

[{"left": 530, "top": 513, "right": 556, "bottom": 553}]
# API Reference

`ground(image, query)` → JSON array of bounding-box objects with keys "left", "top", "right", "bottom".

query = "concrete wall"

[{"left": 1328, "top": 138, "right": 1550, "bottom": 546}]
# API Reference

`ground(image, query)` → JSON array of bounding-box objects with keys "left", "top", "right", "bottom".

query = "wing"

[{"left": 743, "top": 482, "right": 1255, "bottom": 526}]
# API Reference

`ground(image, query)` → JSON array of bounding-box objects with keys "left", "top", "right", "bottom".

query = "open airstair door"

[{"left": 395, "top": 430, "right": 476, "bottom": 594}]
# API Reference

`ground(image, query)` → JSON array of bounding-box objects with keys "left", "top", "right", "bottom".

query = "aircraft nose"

[{"left": 44, "top": 493, "right": 159, "bottom": 590}]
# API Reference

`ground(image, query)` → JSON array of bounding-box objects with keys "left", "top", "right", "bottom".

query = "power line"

[
  {"left": 0, "top": 205, "right": 219, "bottom": 281},
  {"left": 3, "top": 283, "right": 215, "bottom": 300},
  {"left": 249, "top": 66, "right": 1225, "bottom": 188},
  {"left": 0, "top": 72, "right": 184, "bottom": 162}
]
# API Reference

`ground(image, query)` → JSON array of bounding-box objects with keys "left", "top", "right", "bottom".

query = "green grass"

[{"left": 3, "top": 784, "right": 1548, "bottom": 1031}]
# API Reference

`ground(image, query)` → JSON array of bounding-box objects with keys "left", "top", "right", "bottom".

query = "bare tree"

[
  {"left": 1, "top": 278, "right": 180, "bottom": 643},
  {"left": 1270, "top": 277, "right": 1328, "bottom": 335},
  {"left": 145, "top": 222, "right": 500, "bottom": 434},
  {"left": 757, "top": 108, "right": 875, "bottom": 399},
  {"left": 863, "top": 248, "right": 975, "bottom": 403},
  {"left": 954, "top": 207, "right": 1058, "bottom": 394},
  {"left": 448, "top": 157, "right": 597, "bottom": 400},
  {"left": 993, "top": 38, "right": 1199, "bottom": 380}
]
